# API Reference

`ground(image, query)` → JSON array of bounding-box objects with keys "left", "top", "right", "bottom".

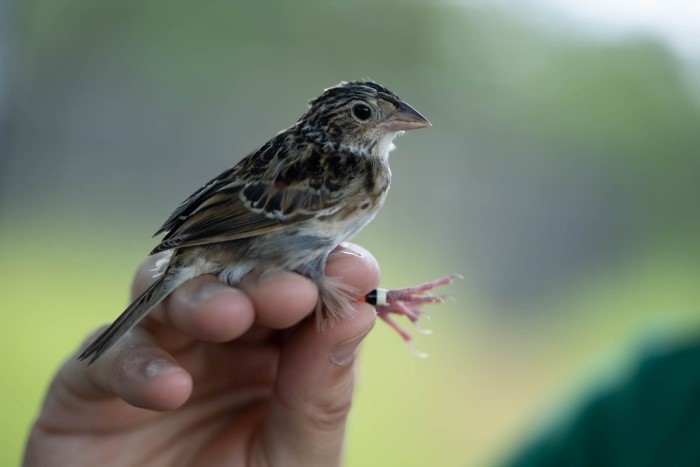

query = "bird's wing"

[
  {"left": 150, "top": 134, "right": 354, "bottom": 254},
  {"left": 153, "top": 166, "right": 237, "bottom": 237}
]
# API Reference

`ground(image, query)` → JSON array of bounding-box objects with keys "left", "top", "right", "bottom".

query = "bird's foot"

[{"left": 361, "top": 274, "right": 461, "bottom": 357}]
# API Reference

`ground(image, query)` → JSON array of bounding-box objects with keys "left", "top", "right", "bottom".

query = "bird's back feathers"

[{"left": 150, "top": 132, "right": 387, "bottom": 255}]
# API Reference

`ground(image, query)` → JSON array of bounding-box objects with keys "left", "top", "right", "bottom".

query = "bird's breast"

[{"left": 330, "top": 165, "right": 390, "bottom": 242}]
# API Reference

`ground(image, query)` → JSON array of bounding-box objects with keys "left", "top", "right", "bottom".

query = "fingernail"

[
  {"left": 193, "top": 282, "right": 230, "bottom": 303},
  {"left": 143, "top": 359, "right": 181, "bottom": 380},
  {"left": 329, "top": 321, "right": 375, "bottom": 366},
  {"left": 255, "top": 270, "right": 289, "bottom": 285},
  {"left": 332, "top": 245, "right": 363, "bottom": 258}
]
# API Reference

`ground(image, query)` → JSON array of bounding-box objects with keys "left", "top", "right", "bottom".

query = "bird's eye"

[{"left": 352, "top": 103, "right": 372, "bottom": 121}]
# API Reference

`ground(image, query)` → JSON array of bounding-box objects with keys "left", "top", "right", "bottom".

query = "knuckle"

[{"left": 305, "top": 394, "right": 354, "bottom": 431}]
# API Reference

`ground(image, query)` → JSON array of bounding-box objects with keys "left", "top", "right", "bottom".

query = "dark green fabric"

[{"left": 506, "top": 338, "right": 700, "bottom": 467}]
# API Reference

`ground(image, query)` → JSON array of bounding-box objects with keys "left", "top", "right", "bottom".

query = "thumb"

[{"left": 256, "top": 302, "right": 376, "bottom": 467}]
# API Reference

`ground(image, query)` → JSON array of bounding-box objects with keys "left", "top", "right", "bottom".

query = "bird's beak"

[{"left": 385, "top": 102, "right": 431, "bottom": 131}]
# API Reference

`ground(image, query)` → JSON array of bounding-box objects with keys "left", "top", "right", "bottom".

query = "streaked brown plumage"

[{"left": 79, "top": 81, "right": 430, "bottom": 363}]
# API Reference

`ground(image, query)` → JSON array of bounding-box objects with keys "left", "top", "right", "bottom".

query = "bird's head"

[{"left": 299, "top": 81, "right": 430, "bottom": 157}]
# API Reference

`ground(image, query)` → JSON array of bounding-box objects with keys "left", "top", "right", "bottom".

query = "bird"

[{"left": 79, "top": 80, "right": 451, "bottom": 364}]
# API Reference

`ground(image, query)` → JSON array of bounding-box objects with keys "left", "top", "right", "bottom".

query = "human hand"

[{"left": 24, "top": 243, "right": 379, "bottom": 467}]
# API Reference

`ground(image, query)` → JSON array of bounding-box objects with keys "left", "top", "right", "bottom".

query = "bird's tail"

[
  {"left": 315, "top": 274, "right": 358, "bottom": 327},
  {"left": 78, "top": 274, "right": 176, "bottom": 364}
]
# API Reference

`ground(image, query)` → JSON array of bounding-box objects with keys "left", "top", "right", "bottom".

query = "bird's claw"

[{"left": 362, "top": 274, "right": 460, "bottom": 354}]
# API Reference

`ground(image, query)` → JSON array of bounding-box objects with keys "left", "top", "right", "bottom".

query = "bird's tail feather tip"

[{"left": 75, "top": 275, "right": 173, "bottom": 365}]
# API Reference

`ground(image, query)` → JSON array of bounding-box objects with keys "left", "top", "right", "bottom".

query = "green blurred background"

[{"left": 2, "top": 1, "right": 700, "bottom": 465}]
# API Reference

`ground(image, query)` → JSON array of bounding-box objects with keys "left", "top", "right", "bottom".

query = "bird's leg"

[{"left": 360, "top": 274, "right": 461, "bottom": 356}]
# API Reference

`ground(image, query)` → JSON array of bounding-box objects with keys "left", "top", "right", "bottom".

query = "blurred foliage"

[{"left": 2, "top": 1, "right": 700, "bottom": 466}]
